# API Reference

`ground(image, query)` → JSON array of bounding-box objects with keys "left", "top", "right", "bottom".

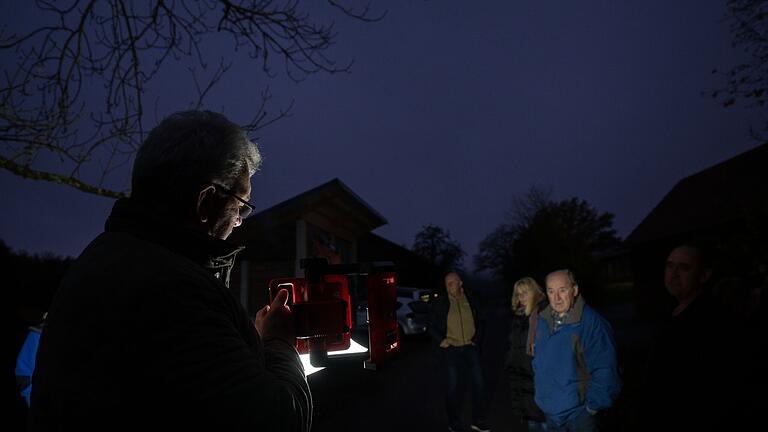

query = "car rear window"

[{"left": 408, "top": 301, "right": 429, "bottom": 314}]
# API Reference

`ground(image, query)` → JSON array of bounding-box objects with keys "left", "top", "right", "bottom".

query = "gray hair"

[
  {"left": 131, "top": 111, "right": 261, "bottom": 202},
  {"left": 546, "top": 269, "right": 578, "bottom": 287}
]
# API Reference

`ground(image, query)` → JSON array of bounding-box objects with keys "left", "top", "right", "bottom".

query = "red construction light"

[
  {"left": 367, "top": 271, "right": 400, "bottom": 364},
  {"left": 268, "top": 276, "right": 352, "bottom": 355}
]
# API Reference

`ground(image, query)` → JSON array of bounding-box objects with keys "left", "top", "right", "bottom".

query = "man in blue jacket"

[{"left": 532, "top": 269, "right": 620, "bottom": 431}]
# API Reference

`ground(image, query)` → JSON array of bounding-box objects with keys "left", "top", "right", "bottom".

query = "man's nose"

[{"left": 234, "top": 215, "right": 243, "bottom": 227}]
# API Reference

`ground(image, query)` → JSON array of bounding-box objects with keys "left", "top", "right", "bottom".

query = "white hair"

[{"left": 545, "top": 269, "right": 578, "bottom": 287}]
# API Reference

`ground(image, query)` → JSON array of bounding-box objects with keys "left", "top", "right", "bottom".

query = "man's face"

[
  {"left": 546, "top": 273, "right": 578, "bottom": 315},
  {"left": 445, "top": 273, "right": 462, "bottom": 297},
  {"left": 209, "top": 172, "right": 252, "bottom": 240},
  {"left": 664, "top": 246, "right": 710, "bottom": 301}
]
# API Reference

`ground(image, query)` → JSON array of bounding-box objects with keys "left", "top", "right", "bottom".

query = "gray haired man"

[{"left": 31, "top": 111, "right": 311, "bottom": 431}]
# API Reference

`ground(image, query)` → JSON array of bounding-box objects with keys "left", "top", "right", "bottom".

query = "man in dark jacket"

[
  {"left": 30, "top": 111, "right": 311, "bottom": 431},
  {"left": 643, "top": 244, "right": 732, "bottom": 430},
  {"left": 429, "top": 272, "right": 490, "bottom": 432}
]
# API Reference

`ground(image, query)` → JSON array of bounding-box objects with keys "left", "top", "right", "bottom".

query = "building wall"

[
  {"left": 231, "top": 218, "right": 362, "bottom": 314},
  {"left": 231, "top": 259, "right": 297, "bottom": 314}
]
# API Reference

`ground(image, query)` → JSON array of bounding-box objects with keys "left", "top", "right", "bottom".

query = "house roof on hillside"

[{"left": 627, "top": 143, "right": 768, "bottom": 244}]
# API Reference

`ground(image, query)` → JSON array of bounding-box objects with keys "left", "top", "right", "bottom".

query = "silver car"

[
  {"left": 396, "top": 286, "right": 435, "bottom": 303},
  {"left": 395, "top": 297, "right": 430, "bottom": 336},
  {"left": 353, "top": 296, "right": 431, "bottom": 336}
]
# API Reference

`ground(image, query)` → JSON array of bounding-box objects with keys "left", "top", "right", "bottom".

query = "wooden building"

[{"left": 228, "top": 178, "right": 437, "bottom": 314}]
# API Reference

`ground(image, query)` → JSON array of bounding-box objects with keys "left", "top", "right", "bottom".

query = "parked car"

[
  {"left": 354, "top": 297, "right": 431, "bottom": 337},
  {"left": 395, "top": 297, "right": 430, "bottom": 336},
  {"left": 396, "top": 286, "right": 435, "bottom": 303}
]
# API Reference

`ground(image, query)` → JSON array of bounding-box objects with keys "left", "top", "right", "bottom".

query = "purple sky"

[{"left": 0, "top": 1, "right": 762, "bottom": 268}]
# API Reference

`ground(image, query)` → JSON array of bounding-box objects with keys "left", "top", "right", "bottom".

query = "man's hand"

[
  {"left": 255, "top": 289, "right": 294, "bottom": 342},
  {"left": 439, "top": 338, "right": 451, "bottom": 348}
]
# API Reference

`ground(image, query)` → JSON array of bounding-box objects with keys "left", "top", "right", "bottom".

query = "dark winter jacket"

[
  {"left": 642, "top": 291, "right": 731, "bottom": 429},
  {"left": 428, "top": 289, "right": 484, "bottom": 349},
  {"left": 532, "top": 296, "right": 621, "bottom": 426},
  {"left": 30, "top": 198, "right": 312, "bottom": 432},
  {"left": 504, "top": 308, "right": 545, "bottom": 422}
]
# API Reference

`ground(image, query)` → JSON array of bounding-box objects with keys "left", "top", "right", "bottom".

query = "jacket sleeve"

[
  {"left": 15, "top": 330, "right": 40, "bottom": 406},
  {"left": 261, "top": 338, "right": 313, "bottom": 431},
  {"left": 467, "top": 291, "right": 485, "bottom": 347},
  {"left": 428, "top": 298, "right": 447, "bottom": 343},
  {"left": 140, "top": 274, "right": 312, "bottom": 431},
  {"left": 582, "top": 312, "right": 622, "bottom": 412}
]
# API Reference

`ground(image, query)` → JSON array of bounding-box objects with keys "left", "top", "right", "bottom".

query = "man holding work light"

[{"left": 30, "top": 111, "right": 311, "bottom": 431}]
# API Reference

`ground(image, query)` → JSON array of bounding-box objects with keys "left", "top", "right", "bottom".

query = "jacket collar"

[
  {"left": 105, "top": 198, "right": 244, "bottom": 283},
  {"left": 542, "top": 295, "right": 586, "bottom": 330},
  {"left": 448, "top": 289, "right": 467, "bottom": 304}
]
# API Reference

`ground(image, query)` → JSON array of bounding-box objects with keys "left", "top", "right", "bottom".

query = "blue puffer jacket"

[{"left": 531, "top": 296, "right": 621, "bottom": 426}]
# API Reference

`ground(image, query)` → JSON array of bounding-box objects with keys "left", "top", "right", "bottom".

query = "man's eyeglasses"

[{"left": 212, "top": 183, "right": 254, "bottom": 219}]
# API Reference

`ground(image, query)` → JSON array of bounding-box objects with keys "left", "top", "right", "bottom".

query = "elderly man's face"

[
  {"left": 664, "top": 246, "right": 710, "bottom": 302},
  {"left": 546, "top": 273, "right": 578, "bottom": 315},
  {"left": 445, "top": 273, "right": 463, "bottom": 297},
  {"left": 209, "top": 172, "right": 252, "bottom": 240}
]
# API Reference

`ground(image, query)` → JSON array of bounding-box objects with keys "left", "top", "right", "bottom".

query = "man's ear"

[
  {"left": 700, "top": 269, "right": 713, "bottom": 285},
  {"left": 573, "top": 284, "right": 580, "bottom": 297},
  {"left": 196, "top": 185, "right": 217, "bottom": 223}
]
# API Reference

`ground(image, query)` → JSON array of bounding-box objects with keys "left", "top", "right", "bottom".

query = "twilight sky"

[{"left": 0, "top": 0, "right": 762, "bottom": 268}]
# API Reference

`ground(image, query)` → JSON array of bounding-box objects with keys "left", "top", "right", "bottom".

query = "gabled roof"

[
  {"left": 357, "top": 232, "right": 421, "bottom": 263},
  {"left": 357, "top": 232, "right": 441, "bottom": 288},
  {"left": 627, "top": 143, "right": 768, "bottom": 244},
  {"left": 236, "top": 178, "right": 387, "bottom": 237}
]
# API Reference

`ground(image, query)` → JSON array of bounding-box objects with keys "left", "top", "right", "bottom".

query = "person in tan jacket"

[{"left": 429, "top": 272, "right": 490, "bottom": 432}]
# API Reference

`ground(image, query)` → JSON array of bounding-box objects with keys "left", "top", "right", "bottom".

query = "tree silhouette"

[
  {"left": 0, "top": 1, "right": 384, "bottom": 197},
  {"left": 412, "top": 224, "right": 465, "bottom": 274},
  {"left": 712, "top": 0, "right": 768, "bottom": 138},
  {"left": 475, "top": 188, "right": 621, "bottom": 295}
]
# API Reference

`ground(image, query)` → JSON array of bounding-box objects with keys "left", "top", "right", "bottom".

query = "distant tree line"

[
  {"left": 475, "top": 187, "right": 621, "bottom": 293},
  {"left": 2, "top": 239, "right": 72, "bottom": 324},
  {"left": 411, "top": 187, "right": 622, "bottom": 303}
]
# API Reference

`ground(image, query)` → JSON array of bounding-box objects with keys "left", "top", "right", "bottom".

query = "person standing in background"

[
  {"left": 505, "top": 278, "right": 547, "bottom": 431},
  {"left": 430, "top": 272, "right": 491, "bottom": 432}
]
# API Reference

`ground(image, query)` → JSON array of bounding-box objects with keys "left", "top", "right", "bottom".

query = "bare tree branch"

[
  {"left": 711, "top": 0, "right": 768, "bottom": 137},
  {"left": 0, "top": 155, "right": 126, "bottom": 198},
  {"left": 328, "top": 0, "right": 387, "bottom": 22},
  {"left": 1, "top": 0, "right": 385, "bottom": 197}
]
